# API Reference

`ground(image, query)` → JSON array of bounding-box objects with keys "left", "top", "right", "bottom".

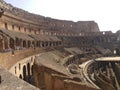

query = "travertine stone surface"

[
  {"left": 0, "top": 66, "right": 40, "bottom": 90},
  {"left": 0, "top": 0, "right": 99, "bottom": 33}
]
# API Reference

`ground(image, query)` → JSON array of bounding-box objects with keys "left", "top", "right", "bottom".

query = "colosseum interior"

[{"left": 0, "top": 0, "right": 120, "bottom": 90}]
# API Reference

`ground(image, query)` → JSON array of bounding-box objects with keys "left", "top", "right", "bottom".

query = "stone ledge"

[{"left": 0, "top": 66, "right": 40, "bottom": 90}]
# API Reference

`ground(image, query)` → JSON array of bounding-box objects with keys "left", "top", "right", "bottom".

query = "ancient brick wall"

[{"left": 0, "top": 48, "right": 45, "bottom": 70}]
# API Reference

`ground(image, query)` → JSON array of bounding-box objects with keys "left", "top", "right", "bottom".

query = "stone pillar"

[
  {"left": 2, "top": 38, "right": 5, "bottom": 51},
  {"left": 7, "top": 37, "right": 10, "bottom": 49},
  {"left": 34, "top": 65, "right": 45, "bottom": 90},
  {"left": 40, "top": 41, "right": 42, "bottom": 47},
  {"left": 0, "top": 38, "right": 5, "bottom": 51},
  {"left": 20, "top": 40, "right": 23, "bottom": 48}
]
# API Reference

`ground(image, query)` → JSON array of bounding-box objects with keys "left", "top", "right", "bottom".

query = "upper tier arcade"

[{"left": 0, "top": 0, "right": 100, "bottom": 36}]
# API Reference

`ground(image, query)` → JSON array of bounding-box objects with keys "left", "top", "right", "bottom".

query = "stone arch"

[
  {"left": 23, "top": 40, "right": 26, "bottom": 48},
  {"left": 4, "top": 22, "right": 8, "bottom": 29},
  {"left": 15, "top": 66, "right": 17, "bottom": 74},
  {"left": 15, "top": 38, "right": 19, "bottom": 46},
  {"left": 27, "top": 63, "right": 30, "bottom": 76},
  {"left": 59, "top": 41, "right": 61, "bottom": 45},
  {"left": 39, "top": 41, "right": 41, "bottom": 47},
  {"left": 12, "top": 24, "right": 14, "bottom": 30},
  {"left": 53, "top": 42, "right": 56, "bottom": 46},
  {"left": 19, "top": 74, "right": 22, "bottom": 79},
  {"left": 45, "top": 41, "right": 48, "bottom": 47},
  {"left": 31, "top": 65, "right": 34, "bottom": 75},
  {"left": 19, "top": 63, "right": 21, "bottom": 70},
  {"left": 9, "top": 38, "right": 15, "bottom": 49},
  {"left": 115, "top": 48, "right": 120, "bottom": 55},
  {"left": 56, "top": 42, "right": 58, "bottom": 46},
  {"left": 27, "top": 63, "right": 31, "bottom": 83},
  {"left": 42, "top": 41, "right": 44, "bottom": 47},
  {"left": 23, "top": 65, "right": 27, "bottom": 81},
  {"left": 0, "top": 34, "right": 5, "bottom": 51},
  {"left": 49, "top": 42, "right": 52, "bottom": 46},
  {"left": 3, "top": 36, "right": 9, "bottom": 50}
]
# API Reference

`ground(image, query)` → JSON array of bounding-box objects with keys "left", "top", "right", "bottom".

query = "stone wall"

[
  {"left": 9, "top": 54, "right": 37, "bottom": 78},
  {"left": 64, "top": 80, "right": 100, "bottom": 90},
  {"left": 0, "top": 66, "right": 40, "bottom": 90},
  {"left": 94, "top": 72, "right": 115, "bottom": 90},
  {"left": 33, "top": 64, "right": 100, "bottom": 90},
  {"left": 0, "top": 0, "right": 100, "bottom": 36},
  {"left": 0, "top": 48, "right": 46, "bottom": 70}
]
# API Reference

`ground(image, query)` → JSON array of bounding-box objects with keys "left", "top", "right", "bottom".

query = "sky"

[{"left": 4, "top": 0, "right": 120, "bottom": 33}]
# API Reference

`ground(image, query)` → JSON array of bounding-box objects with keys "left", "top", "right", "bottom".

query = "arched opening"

[
  {"left": 56, "top": 42, "right": 58, "bottom": 46},
  {"left": 115, "top": 48, "right": 120, "bottom": 56},
  {"left": 27, "top": 63, "right": 30, "bottom": 76},
  {"left": 4, "top": 37, "right": 9, "bottom": 50},
  {"left": 4, "top": 23, "right": 8, "bottom": 29},
  {"left": 19, "top": 63, "right": 21, "bottom": 70},
  {"left": 53, "top": 42, "right": 56, "bottom": 46},
  {"left": 103, "top": 32, "right": 105, "bottom": 35},
  {"left": 59, "top": 41, "right": 61, "bottom": 45},
  {"left": 19, "top": 74, "right": 22, "bottom": 79},
  {"left": 0, "top": 35, "right": 3, "bottom": 51},
  {"left": 15, "top": 66, "right": 17, "bottom": 74},
  {"left": 23, "top": 40, "right": 26, "bottom": 48},
  {"left": 27, "top": 63, "right": 31, "bottom": 83},
  {"left": 31, "top": 65, "right": 34, "bottom": 75},
  {"left": 12, "top": 24, "right": 14, "bottom": 30},
  {"left": 45, "top": 41, "right": 48, "bottom": 47},
  {"left": 23, "top": 65, "right": 27, "bottom": 81},
  {"left": 9, "top": 38, "right": 15, "bottom": 49},
  {"left": 28, "top": 65, "right": 35, "bottom": 85},
  {"left": 42, "top": 42, "right": 44, "bottom": 47},
  {"left": 49, "top": 42, "right": 52, "bottom": 46},
  {"left": 18, "top": 26, "right": 21, "bottom": 31}
]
